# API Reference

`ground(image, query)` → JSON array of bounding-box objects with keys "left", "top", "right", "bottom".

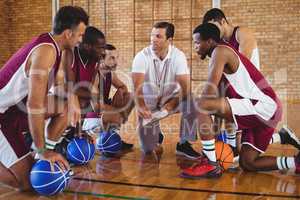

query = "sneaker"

[
  {"left": 279, "top": 126, "right": 300, "bottom": 150},
  {"left": 102, "top": 152, "right": 116, "bottom": 157},
  {"left": 63, "top": 126, "right": 76, "bottom": 142},
  {"left": 23, "top": 132, "right": 33, "bottom": 149},
  {"left": 180, "top": 161, "right": 222, "bottom": 179},
  {"left": 121, "top": 140, "right": 134, "bottom": 150},
  {"left": 176, "top": 141, "right": 201, "bottom": 160},
  {"left": 295, "top": 152, "right": 300, "bottom": 174},
  {"left": 54, "top": 139, "right": 69, "bottom": 158},
  {"left": 159, "top": 132, "right": 164, "bottom": 144}
]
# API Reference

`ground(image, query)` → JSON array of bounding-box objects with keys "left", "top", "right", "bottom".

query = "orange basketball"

[{"left": 215, "top": 141, "right": 234, "bottom": 170}]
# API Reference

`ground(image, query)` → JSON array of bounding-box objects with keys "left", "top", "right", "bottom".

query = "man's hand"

[
  {"left": 38, "top": 150, "right": 70, "bottom": 171},
  {"left": 69, "top": 94, "right": 81, "bottom": 126},
  {"left": 138, "top": 105, "right": 152, "bottom": 119},
  {"left": 112, "top": 87, "right": 128, "bottom": 108}
]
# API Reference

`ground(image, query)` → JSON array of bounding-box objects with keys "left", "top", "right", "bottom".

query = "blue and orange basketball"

[
  {"left": 30, "top": 160, "right": 71, "bottom": 196},
  {"left": 215, "top": 141, "right": 234, "bottom": 170},
  {"left": 96, "top": 130, "right": 122, "bottom": 154},
  {"left": 66, "top": 137, "right": 95, "bottom": 165}
]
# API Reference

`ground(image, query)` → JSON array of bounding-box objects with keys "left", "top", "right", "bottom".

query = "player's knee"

[
  {"left": 239, "top": 155, "right": 256, "bottom": 172},
  {"left": 19, "top": 178, "right": 32, "bottom": 191}
]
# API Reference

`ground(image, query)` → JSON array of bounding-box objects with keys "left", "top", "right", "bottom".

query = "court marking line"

[
  {"left": 64, "top": 190, "right": 150, "bottom": 200},
  {"left": 73, "top": 177, "right": 300, "bottom": 199}
]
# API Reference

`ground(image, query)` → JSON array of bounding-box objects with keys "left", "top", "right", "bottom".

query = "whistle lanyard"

[{"left": 153, "top": 59, "right": 169, "bottom": 105}]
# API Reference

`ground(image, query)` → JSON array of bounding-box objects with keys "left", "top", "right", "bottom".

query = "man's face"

[
  {"left": 67, "top": 22, "right": 86, "bottom": 48},
  {"left": 150, "top": 28, "right": 170, "bottom": 52},
  {"left": 102, "top": 49, "right": 118, "bottom": 71},
  {"left": 90, "top": 38, "right": 106, "bottom": 61},
  {"left": 193, "top": 33, "right": 210, "bottom": 60}
]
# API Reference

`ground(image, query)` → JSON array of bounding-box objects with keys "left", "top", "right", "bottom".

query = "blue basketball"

[
  {"left": 66, "top": 137, "right": 95, "bottom": 165},
  {"left": 216, "top": 130, "right": 227, "bottom": 143},
  {"left": 96, "top": 130, "right": 122, "bottom": 154},
  {"left": 30, "top": 160, "right": 71, "bottom": 196}
]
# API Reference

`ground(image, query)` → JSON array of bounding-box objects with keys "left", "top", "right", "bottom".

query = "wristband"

[{"left": 35, "top": 147, "right": 47, "bottom": 154}]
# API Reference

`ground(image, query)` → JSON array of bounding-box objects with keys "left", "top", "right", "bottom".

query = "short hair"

[
  {"left": 105, "top": 44, "right": 116, "bottom": 51},
  {"left": 53, "top": 6, "right": 89, "bottom": 34},
  {"left": 153, "top": 21, "right": 175, "bottom": 39},
  {"left": 82, "top": 26, "right": 105, "bottom": 45},
  {"left": 193, "top": 23, "right": 221, "bottom": 43},
  {"left": 202, "top": 8, "right": 228, "bottom": 24}
]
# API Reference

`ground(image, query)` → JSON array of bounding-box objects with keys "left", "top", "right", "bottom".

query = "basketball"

[
  {"left": 66, "top": 137, "right": 96, "bottom": 165},
  {"left": 215, "top": 141, "right": 234, "bottom": 170},
  {"left": 30, "top": 160, "right": 71, "bottom": 196},
  {"left": 96, "top": 130, "right": 122, "bottom": 154}
]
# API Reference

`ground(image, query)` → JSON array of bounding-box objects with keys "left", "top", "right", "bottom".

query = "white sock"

[
  {"left": 45, "top": 138, "right": 59, "bottom": 150},
  {"left": 276, "top": 157, "right": 295, "bottom": 171},
  {"left": 270, "top": 133, "right": 281, "bottom": 144},
  {"left": 226, "top": 131, "right": 237, "bottom": 148},
  {"left": 201, "top": 139, "right": 216, "bottom": 162}
]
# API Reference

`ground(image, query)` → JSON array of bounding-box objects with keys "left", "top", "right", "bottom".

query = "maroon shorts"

[
  {"left": 0, "top": 104, "right": 29, "bottom": 165},
  {"left": 228, "top": 98, "right": 282, "bottom": 153}
]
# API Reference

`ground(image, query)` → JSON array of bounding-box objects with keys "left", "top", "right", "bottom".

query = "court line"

[
  {"left": 73, "top": 177, "right": 300, "bottom": 199},
  {"left": 64, "top": 190, "right": 149, "bottom": 200}
]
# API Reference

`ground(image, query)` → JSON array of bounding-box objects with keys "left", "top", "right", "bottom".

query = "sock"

[
  {"left": 270, "top": 133, "right": 281, "bottom": 144},
  {"left": 45, "top": 138, "right": 59, "bottom": 150},
  {"left": 201, "top": 139, "right": 216, "bottom": 162},
  {"left": 226, "top": 131, "right": 237, "bottom": 148},
  {"left": 276, "top": 156, "right": 295, "bottom": 171}
]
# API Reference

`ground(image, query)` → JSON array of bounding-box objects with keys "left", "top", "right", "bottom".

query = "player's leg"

[
  {"left": 137, "top": 116, "right": 162, "bottom": 154},
  {"left": 177, "top": 96, "right": 201, "bottom": 159},
  {"left": 181, "top": 97, "right": 232, "bottom": 178},
  {"left": 44, "top": 95, "right": 69, "bottom": 151},
  {"left": 0, "top": 109, "right": 34, "bottom": 190},
  {"left": 239, "top": 127, "right": 299, "bottom": 173}
]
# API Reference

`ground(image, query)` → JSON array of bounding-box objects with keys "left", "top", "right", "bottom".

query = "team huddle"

[{"left": 0, "top": 5, "right": 299, "bottom": 192}]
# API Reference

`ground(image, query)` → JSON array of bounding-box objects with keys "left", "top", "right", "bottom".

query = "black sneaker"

[
  {"left": 121, "top": 140, "right": 134, "bottom": 150},
  {"left": 159, "top": 132, "right": 164, "bottom": 144},
  {"left": 63, "top": 126, "right": 76, "bottom": 142},
  {"left": 54, "top": 139, "right": 69, "bottom": 158},
  {"left": 279, "top": 126, "right": 300, "bottom": 150},
  {"left": 176, "top": 141, "right": 201, "bottom": 160},
  {"left": 23, "top": 132, "right": 33, "bottom": 149}
]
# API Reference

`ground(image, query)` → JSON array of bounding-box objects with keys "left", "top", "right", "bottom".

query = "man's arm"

[
  {"left": 237, "top": 27, "right": 258, "bottom": 60},
  {"left": 111, "top": 71, "right": 128, "bottom": 92},
  {"left": 163, "top": 74, "right": 190, "bottom": 112},
  {"left": 27, "top": 45, "right": 56, "bottom": 150},
  {"left": 202, "top": 47, "right": 227, "bottom": 96}
]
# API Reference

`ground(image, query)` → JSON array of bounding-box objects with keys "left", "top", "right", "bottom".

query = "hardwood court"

[{"left": 0, "top": 103, "right": 300, "bottom": 200}]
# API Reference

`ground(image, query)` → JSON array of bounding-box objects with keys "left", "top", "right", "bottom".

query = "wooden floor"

[{"left": 1, "top": 133, "right": 300, "bottom": 200}]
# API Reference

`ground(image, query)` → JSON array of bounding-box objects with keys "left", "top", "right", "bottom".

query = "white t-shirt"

[{"left": 132, "top": 45, "right": 190, "bottom": 109}]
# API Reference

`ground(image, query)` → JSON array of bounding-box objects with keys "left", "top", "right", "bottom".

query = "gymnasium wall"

[{"left": 0, "top": 0, "right": 299, "bottom": 133}]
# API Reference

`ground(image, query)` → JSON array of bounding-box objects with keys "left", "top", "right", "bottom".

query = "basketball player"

[
  {"left": 132, "top": 22, "right": 200, "bottom": 159},
  {"left": 202, "top": 8, "right": 300, "bottom": 154},
  {"left": 181, "top": 23, "right": 300, "bottom": 178},
  {"left": 50, "top": 26, "right": 106, "bottom": 153},
  {"left": 83, "top": 44, "right": 134, "bottom": 151},
  {"left": 0, "top": 6, "right": 88, "bottom": 190}
]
